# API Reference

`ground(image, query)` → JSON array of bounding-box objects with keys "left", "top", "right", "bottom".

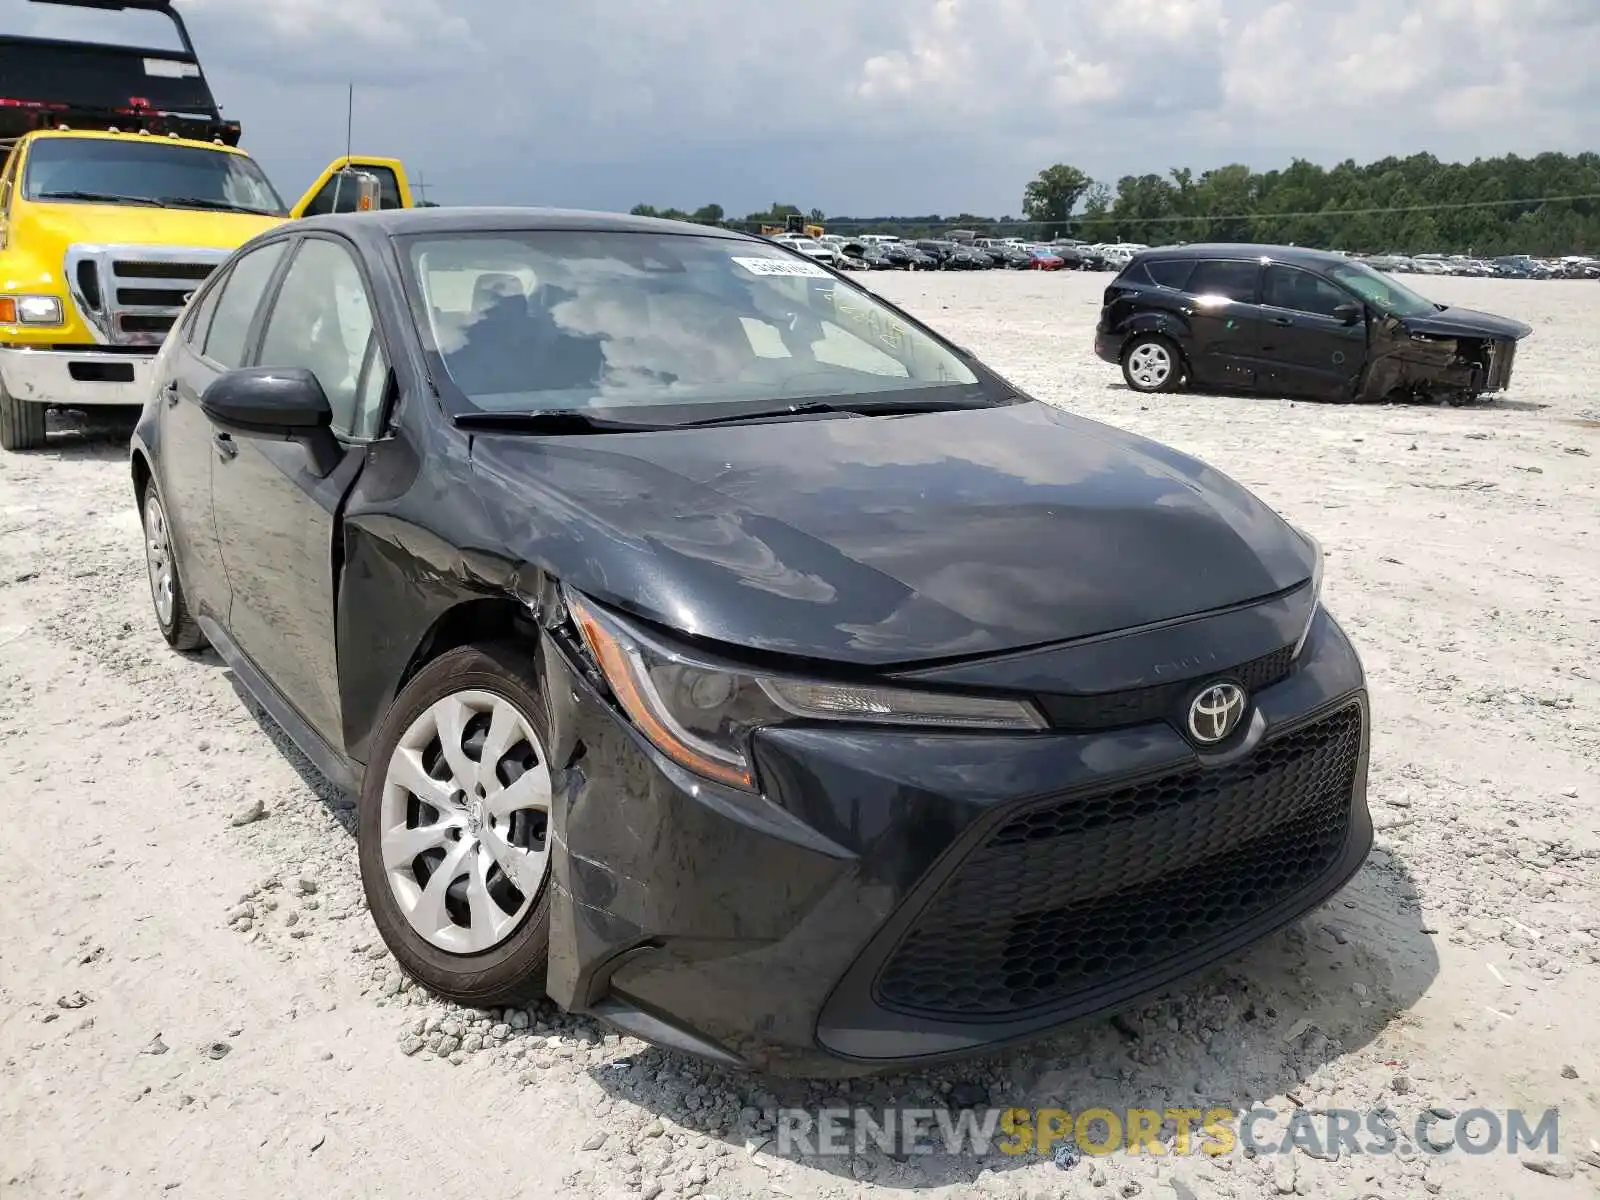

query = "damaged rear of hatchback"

[{"left": 1096, "top": 243, "right": 1533, "bottom": 404}]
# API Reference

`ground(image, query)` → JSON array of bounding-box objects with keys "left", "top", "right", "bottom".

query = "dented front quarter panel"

[{"left": 335, "top": 385, "right": 537, "bottom": 763}]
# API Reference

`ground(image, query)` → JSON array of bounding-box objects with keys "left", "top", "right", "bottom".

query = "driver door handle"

[
  {"left": 162, "top": 380, "right": 180, "bottom": 406},
  {"left": 1270, "top": 315, "right": 1294, "bottom": 326},
  {"left": 213, "top": 431, "right": 237, "bottom": 461}
]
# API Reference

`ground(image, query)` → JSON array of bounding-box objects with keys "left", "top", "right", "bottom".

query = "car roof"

[
  {"left": 290, "top": 205, "right": 754, "bottom": 241},
  {"left": 1131, "top": 243, "right": 1354, "bottom": 269}
]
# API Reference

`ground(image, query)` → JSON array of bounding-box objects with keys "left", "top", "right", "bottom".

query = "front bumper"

[
  {"left": 540, "top": 606, "right": 1371, "bottom": 1076},
  {"left": 0, "top": 345, "right": 154, "bottom": 408}
]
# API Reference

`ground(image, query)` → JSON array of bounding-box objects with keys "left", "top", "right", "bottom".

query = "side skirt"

[{"left": 197, "top": 615, "right": 361, "bottom": 796}]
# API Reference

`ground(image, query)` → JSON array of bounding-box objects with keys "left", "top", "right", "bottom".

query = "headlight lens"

[
  {"left": 1291, "top": 526, "right": 1324, "bottom": 659},
  {"left": 566, "top": 591, "right": 1046, "bottom": 790},
  {"left": 0, "top": 295, "right": 65, "bottom": 325}
]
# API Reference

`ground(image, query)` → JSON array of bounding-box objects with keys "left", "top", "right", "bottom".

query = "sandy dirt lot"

[{"left": 1, "top": 272, "right": 1597, "bottom": 1200}]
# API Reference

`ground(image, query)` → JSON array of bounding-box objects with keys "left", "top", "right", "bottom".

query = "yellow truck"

[{"left": 0, "top": 0, "right": 412, "bottom": 450}]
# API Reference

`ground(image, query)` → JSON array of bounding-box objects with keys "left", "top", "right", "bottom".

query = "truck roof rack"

[{"left": 0, "top": 0, "right": 241, "bottom": 146}]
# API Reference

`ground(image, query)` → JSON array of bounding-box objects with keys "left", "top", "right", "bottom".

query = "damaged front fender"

[{"left": 1358, "top": 310, "right": 1529, "bottom": 403}]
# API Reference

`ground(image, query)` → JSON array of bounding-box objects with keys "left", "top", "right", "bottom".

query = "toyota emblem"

[{"left": 1187, "top": 682, "right": 1247, "bottom": 744}]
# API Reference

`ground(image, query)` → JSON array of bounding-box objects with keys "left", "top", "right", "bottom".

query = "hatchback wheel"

[
  {"left": 141, "top": 481, "right": 206, "bottom": 650},
  {"left": 358, "top": 643, "right": 555, "bottom": 1007},
  {"left": 1121, "top": 334, "right": 1183, "bottom": 393}
]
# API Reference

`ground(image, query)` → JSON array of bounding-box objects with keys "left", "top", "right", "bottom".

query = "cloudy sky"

[{"left": 8, "top": 0, "right": 1598, "bottom": 216}]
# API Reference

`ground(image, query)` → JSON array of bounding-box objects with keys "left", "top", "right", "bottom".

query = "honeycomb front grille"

[
  {"left": 875, "top": 704, "right": 1363, "bottom": 1018},
  {"left": 1035, "top": 643, "right": 1295, "bottom": 732}
]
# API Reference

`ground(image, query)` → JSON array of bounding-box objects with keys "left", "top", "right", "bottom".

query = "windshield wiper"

[
  {"left": 158, "top": 196, "right": 280, "bottom": 215},
  {"left": 454, "top": 410, "right": 666, "bottom": 434},
  {"left": 676, "top": 395, "right": 1007, "bottom": 428},
  {"left": 35, "top": 190, "right": 168, "bottom": 207}
]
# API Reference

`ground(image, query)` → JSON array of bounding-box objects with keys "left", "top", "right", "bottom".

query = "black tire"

[
  {"left": 140, "top": 478, "right": 207, "bottom": 651},
  {"left": 1120, "top": 333, "right": 1184, "bottom": 394},
  {"left": 358, "top": 642, "right": 554, "bottom": 1008},
  {"left": 0, "top": 385, "right": 47, "bottom": 451}
]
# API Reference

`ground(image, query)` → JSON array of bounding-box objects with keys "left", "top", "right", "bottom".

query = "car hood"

[
  {"left": 1397, "top": 306, "right": 1534, "bottom": 341},
  {"left": 469, "top": 400, "right": 1316, "bottom": 666},
  {"left": 21, "top": 202, "right": 283, "bottom": 250}
]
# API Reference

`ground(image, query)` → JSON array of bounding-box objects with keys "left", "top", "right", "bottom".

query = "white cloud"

[{"left": 2, "top": 0, "right": 1596, "bottom": 215}]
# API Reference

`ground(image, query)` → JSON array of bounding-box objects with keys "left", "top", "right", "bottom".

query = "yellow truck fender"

[{"left": 289, "top": 156, "right": 414, "bottom": 219}]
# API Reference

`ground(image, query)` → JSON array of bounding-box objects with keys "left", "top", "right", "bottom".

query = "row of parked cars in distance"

[
  {"left": 774, "top": 232, "right": 1135, "bottom": 272},
  {"left": 779, "top": 235, "right": 1600, "bottom": 281},
  {"left": 1336, "top": 252, "right": 1600, "bottom": 279}
]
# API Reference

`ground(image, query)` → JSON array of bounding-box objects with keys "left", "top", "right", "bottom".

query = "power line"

[{"left": 817, "top": 191, "right": 1600, "bottom": 232}]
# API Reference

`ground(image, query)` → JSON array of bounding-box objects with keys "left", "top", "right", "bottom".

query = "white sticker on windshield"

[
  {"left": 144, "top": 57, "right": 200, "bottom": 78},
  {"left": 732, "top": 256, "right": 831, "bottom": 279}
]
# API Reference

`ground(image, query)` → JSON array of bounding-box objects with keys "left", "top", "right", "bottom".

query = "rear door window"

[
  {"left": 1186, "top": 259, "right": 1260, "bottom": 303},
  {"left": 181, "top": 263, "right": 228, "bottom": 348},
  {"left": 1144, "top": 259, "right": 1194, "bottom": 289},
  {"left": 202, "top": 240, "right": 289, "bottom": 368}
]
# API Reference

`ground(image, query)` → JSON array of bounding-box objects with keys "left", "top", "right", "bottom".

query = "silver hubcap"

[
  {"left": 380, "top": 689, "right": 552, "bottom": 955},
  {"left": 1128, "top": 343, "right": 1173, "bottom": 388},
  {"left": 143, "top": 494, "right": 176, "bottom": 627}
]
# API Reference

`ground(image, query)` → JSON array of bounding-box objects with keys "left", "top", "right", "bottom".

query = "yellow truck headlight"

[{"left": 0, "top": 295, "right": 65, "bottom": 326}]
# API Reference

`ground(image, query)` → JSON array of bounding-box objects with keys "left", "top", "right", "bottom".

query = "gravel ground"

[{"left": 1, "top": 272, "right": 1597, "bottom": 1200}]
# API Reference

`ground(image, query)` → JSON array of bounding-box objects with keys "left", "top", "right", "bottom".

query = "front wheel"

[
  {"left": 0, "top": 386, "right": 47, "bottom": 451},
  {"left": 358, "top": 643, "right": 556, "bottom": 1008},
  {"left": 1121, "top": 334, "right": 1183, "bottom": 393}
]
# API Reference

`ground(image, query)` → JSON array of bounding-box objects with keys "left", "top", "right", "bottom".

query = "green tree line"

[{"left": 628, "top": 150, "right": 1600, "bottom": 255}]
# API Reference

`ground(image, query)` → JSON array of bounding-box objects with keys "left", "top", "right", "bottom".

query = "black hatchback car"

[
  {"left": 1095, "top": 243, "right": 1533, "bottom": 403},
  {"left": 131, "top": 208, "right": 1371, "bottom": 1076}
]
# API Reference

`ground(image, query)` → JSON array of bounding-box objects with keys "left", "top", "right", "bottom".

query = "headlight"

[
  {"left": 0, "top": 295, "right": 65, "bottom": 325},
  {"left": 1290, "top": 526, "right": 1324, "bottom": 659},
  {"left": 566, "top": 591, "right": 1046, "bottom": 790}
]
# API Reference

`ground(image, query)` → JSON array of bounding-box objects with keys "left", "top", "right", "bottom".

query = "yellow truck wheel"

[{"left": 0, "top": 382, "right": 48, "bottom": 452}]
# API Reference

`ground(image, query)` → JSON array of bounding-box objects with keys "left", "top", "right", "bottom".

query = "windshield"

[
  {"left": 403, "top": 230, "right": 992, "bottom": 418},
  {"left": 1327, "top": 261, "right": 1440, "bottom": 318},
  {"left": 22, "top": 138, "right": 287, "bottom": 215}
]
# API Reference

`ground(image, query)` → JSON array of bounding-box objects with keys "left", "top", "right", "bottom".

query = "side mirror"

[
  {"left": 200, "top": 367, "right": 342, "bottom": 476},
  {"left": 1332, "top": 302, "right": 1362, "bottom": 324}
]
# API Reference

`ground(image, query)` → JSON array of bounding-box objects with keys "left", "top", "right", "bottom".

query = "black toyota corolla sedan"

[{"left": 130, "top": 207, "right": 1371, "bottom": 1076}]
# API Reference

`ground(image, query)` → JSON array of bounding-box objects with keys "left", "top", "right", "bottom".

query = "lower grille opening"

[
  {"left": 68, "top": 361, "right": 136, "bottom": 384},
  {"left": 875, "top": 703, "right": 1363, "bottom": 1019}
]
